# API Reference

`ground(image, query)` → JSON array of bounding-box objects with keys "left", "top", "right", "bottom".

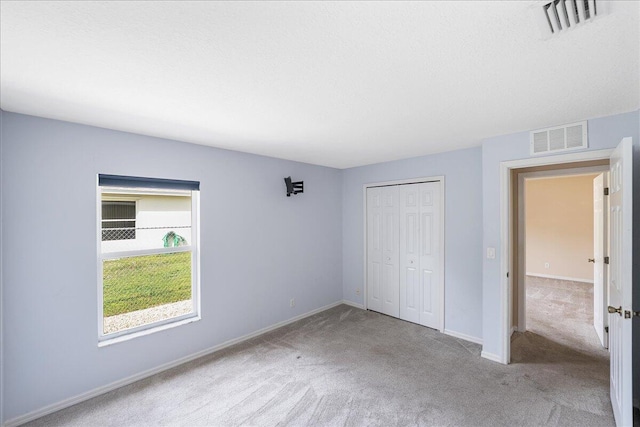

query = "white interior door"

[
  {"left": 608, "top": 137, "right": 633, "bottom": 427},
  {"left": 592, "top": 173, "right": 608, "bottom": 348},
  {"left": 418, "top": 182, "right": 441, "bottom": 329},
  {"left": 400, "top": 184, "right": 421, "bottom": 324},
  {"left": 367, "top": 186, "right": 399, "bottom": 318}
]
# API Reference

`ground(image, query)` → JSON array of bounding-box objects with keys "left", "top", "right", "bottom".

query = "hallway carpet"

[{"left": 26, "top": 287, "right": 612, "bottom": 426}]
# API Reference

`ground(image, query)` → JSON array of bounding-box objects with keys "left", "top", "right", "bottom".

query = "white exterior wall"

[
  {"left": 137, "top": 195, "right": 191, "bottom": 246},
  {"left": 101, "top": 195, "right": 191, "bottom": 253}
]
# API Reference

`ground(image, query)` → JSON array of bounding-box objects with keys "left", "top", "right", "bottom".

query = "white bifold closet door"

[
  {"left": 366, "top": 185, "right": 399, "bottom": 317},
  {"left": 399, "top": 182, "right": 441, "bottom": 329},
  {"left": 367, "top": 181, "right": 441, "bottom": 330}
]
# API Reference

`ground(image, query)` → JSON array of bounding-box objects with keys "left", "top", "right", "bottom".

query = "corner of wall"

[
  {"left": 1, "top": 109, "right": 5, "bottom": 424},
  {"left": 633, "top": 108, "right": 640, "bottom": 414},
  {"left": 339, "top": 168, "right": 346, "bottom": 302},
  {"left": 340, "top": 168, "right": 350, "bottom": 303}
]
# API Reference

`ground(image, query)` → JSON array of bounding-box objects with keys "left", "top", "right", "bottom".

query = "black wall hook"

[{"left": 284, "top": 177, "right": 304, "bottom": 197}]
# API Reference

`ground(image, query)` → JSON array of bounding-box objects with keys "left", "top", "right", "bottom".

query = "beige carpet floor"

[{"left": 25, "top": 278, "right": 612, "bottom": 426}]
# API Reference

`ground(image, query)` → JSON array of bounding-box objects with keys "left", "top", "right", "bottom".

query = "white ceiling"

[{"left": 1, "top": 1, "right": 638, "bottom": 169}]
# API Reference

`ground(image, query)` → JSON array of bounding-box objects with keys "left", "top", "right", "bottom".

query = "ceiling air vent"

[
  {"left": 530, "top": 121, "right": 588, "bottom": 155},
  {"left": 536, "top": 0, "right": 608, "bottom": 37}
]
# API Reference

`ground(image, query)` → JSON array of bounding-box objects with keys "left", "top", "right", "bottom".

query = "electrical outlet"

[
  {"left": 290, "top": 298, "right": 295, "bottom": 308},
  {"left": 355, "top": 288, "right": 361, "bottom": 296},
  {"left": 544, "top": 262, "right": 550, "bottom": 269}
]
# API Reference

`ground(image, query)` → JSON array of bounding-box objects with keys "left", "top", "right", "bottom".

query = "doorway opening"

[
  {"left": 499, "top": 151, "right": 613, "bottom": 364},
  {"left": 510, "top": 164, "right": 610, "bottom": 365}
]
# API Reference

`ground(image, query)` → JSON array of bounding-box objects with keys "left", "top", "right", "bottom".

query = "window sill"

[{"left": 98, "top": 315, "right": 201, "bottom": 347}]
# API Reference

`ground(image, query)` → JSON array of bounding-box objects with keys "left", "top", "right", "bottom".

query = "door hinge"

[
  {"left": 604, "top": 187, "right": 609, "bottom": 195},
  {"left": 605, "top": 326, "right": 609, "bottom": 333},
  {"left": 604, "top": 256, "right": 610, "bottom": 265},
  {"left": 507, "top": 272, "right": 509, "bottom": 278}
]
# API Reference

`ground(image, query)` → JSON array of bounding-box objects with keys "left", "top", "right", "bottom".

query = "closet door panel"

[
  {"left": 381, "top": 186, "right": 400, "bottom": 317},
  {"left": 367, "top": 186, "right": 399, "bottom": 317},
  {"left": 419, "top": 182, "right": 441, "bottom": 329},
  {"left": 400, "top": 184, "right": 420, "bottom": 323},
  {"left": 366, "top": 188, "right": 383, "bottom": 313}
]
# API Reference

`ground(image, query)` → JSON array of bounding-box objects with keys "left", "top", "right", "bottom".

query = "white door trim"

[
  {"left": 499, "top": 149, "right": 614, "bottom": 364},
  {"left": 516, "top": 165, "right": 610, "bottom": 333},
  {"left": 362, "top": 175, "right": 445, "bottom": 332}
]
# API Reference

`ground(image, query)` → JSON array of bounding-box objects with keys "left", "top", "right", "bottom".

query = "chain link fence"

[{"left": 102, "top": 227, "right": 136, "bottom": 241}]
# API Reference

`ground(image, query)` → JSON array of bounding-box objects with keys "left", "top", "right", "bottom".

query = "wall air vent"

[
  {"left": 530, "top": 121, "right": 588, "bottom": 155},
  {"left": 536, "top": 0, "right": 607, "bottom": 38}
]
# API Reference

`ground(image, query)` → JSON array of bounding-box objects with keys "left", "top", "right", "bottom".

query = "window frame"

[{"left": 96, "top": 178, "right": 200, "bottom": 345}]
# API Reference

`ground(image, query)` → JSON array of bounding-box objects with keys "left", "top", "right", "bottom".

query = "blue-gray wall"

[
  {"left": 341, "top": 147, "right": 484, "bottom": 341},
  {"left": 480, "top": 110, "right": 640, "bottom": 361},
  {"left": 0, "top": 111, "right": 343, "bottom": 422}
]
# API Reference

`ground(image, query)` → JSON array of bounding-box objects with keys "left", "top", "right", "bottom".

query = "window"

[
  {"left": 98, "top": 174, "right": 200, "bottom": 342},
  {"left": 101, "top": 201, "right": 136, "bottom": 241}
]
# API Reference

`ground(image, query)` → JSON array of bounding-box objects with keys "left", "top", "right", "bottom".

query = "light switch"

[{"left": 487, "top": 247, "right": 496, "bottom": 259}]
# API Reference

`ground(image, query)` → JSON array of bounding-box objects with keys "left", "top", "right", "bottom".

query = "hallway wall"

[{"left": 525, "top": 174, "right": 598, "bottom": 283}]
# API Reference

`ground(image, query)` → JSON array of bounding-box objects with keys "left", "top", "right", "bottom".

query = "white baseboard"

[
  {"left": 341, "top": 299, "right": 365, "bottom": 310},
  {"left": 443, "top": 329, "right": 483, "bottom": 345},
  {"left": 525, "top": 273, "right": 593, "bottom": 284},
  {"left": 510, "top": 326, "right": 517, "bottom": 336},
  {"left": 481, "top": 351, "right": 504, "bottom": 364},
  {"left": 3, "top": 300, "right": 345, "bottom": 427}
]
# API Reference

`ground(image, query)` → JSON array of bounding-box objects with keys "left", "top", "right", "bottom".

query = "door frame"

[
  {"left": 363, "top": 175, "right": 445, "bottom": 332},
  {"left": 515, "top": 165, "right": 610, "bottom": 333},
  {"left": 499, "top": 149, "right": 613, "bottom": 364}
]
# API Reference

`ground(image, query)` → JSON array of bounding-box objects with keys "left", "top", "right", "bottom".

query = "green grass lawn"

[{"left": 103, "top": 252, "right": 192, "bottom": 317}]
